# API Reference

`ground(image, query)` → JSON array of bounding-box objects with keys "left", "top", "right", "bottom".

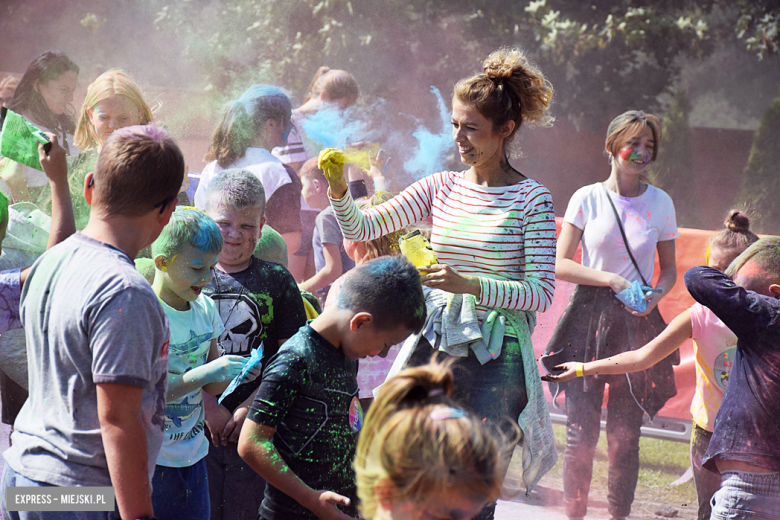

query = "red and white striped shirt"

[{"left": 330, "top": 171, "right": 557, "bottom": 322}]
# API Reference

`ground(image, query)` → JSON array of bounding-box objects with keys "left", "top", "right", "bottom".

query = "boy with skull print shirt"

[
  {"left": 200, "top": 168, "right": 307, "bottom": 520},
  {"left": 203, "top": 259, "right": 306, "bottom": 413}
]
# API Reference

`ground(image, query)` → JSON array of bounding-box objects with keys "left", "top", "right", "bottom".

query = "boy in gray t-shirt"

[{"left": 1, "top": 125, "right": 185, "bottom": 520}]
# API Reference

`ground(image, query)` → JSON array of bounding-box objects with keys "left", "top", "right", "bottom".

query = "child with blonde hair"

[
  {"left": 355, "top": 360, "right": 517, "bottom": 520},
  {"left": 544, "top": 209, "right": 759, "bottom": 520},
  {"left": 298, "top": 157, "right": 355, "bottom": 299},
  {"left": 150, "top": 207, "right": 260, "bottom": 519},
  {"left": 273, "top": 67, "right": 360, "bottom": 281},
  {"left": 37, "top": 68, "right": 156, "bottom": 228}
]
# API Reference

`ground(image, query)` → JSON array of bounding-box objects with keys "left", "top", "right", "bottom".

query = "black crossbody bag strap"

[{"left": 601, "top": 183, "right": 650, "bottom": 287}]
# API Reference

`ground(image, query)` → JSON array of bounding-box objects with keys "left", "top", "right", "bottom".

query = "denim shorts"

[
  {"left": 1, "top": 465, "right": 119, "bottom": 520},
  {"left": 710, "top": 469, "right": 780, "bottom": 520}
]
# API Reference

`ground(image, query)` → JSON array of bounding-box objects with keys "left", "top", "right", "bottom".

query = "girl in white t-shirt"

[
  {"left": 544, "top": 110, "right": 679, "bottom": 520},
  {"left": 544, "top": 210, "right": 759, "bottom": 520},
  {"left": 194, "top": 85, "right": 303, "bottom": 269}
]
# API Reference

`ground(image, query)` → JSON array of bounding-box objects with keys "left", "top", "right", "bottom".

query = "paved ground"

[
  {"left": 495, "top": 474, "right": 695, "bottom": 520},
  {"left": 0, "top": 417, "right": 691, "bottom": 520}
]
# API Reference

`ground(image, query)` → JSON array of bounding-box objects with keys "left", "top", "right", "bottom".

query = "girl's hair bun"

[{"left": 725, "top": 209, "right": 751, "bottom": 233}]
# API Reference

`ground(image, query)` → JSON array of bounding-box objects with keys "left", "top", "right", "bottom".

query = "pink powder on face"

[{"left": 619, "top": 147, "right": 644, "bottom": 163}]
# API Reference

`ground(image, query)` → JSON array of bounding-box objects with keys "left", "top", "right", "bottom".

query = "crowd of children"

[{"left": 0, "top": 44, "right": 777, "bottom": 520}]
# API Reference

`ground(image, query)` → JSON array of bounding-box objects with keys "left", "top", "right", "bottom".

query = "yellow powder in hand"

[
  {"left": 399, "top": 230, "right": 438, "bottom": 269},
  {"left": 318, "top": 148, "right": 347, "bottom": 180}
]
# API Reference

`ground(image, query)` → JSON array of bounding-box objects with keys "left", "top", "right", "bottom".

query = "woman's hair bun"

[
  {"left": 482, "top": 48, "right": 525, "bottom": 84},
  {"left": 725, "top": 209, "right": 751, "bottom": 233}
]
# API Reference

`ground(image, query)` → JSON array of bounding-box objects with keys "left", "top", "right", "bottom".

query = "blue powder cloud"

[
  {"left": 299, "top": 87, "right": 453, "bottom": 181},
  {"left": 403, "top": 87, "right": 452, "bottom": 180},
  {"left": 300, "top": 105, "right": 371, "bottom": 149}
]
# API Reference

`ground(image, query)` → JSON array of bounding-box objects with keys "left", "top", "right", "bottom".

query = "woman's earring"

[
  {"left": 160, "top": 266, "right": 168, "bottom": 272},
  {"left": 608, "top": 154, "right": 613, "bottom": 165}
]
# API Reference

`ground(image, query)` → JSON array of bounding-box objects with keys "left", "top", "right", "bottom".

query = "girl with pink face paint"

[
  {"left": 545, "top": 209, "right": 760, "bottom": 520},
  {"left": 546, "top": 110, "right": 680, "bottom": 520}
]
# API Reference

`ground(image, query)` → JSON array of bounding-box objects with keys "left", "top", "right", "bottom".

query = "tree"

[
  {"left": 650, "top": 89, "right": 699, "bottom": 228},
  {"left": 737, "top": 92, "right": 780, "bottom": 234}
]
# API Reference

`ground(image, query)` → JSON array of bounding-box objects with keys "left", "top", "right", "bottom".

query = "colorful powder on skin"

[
  {"left": 619, "top": 147, "right": 645, "bottom": 164},
  {"left": 403, "top": 86, "right": 451, "bottom": 180}
]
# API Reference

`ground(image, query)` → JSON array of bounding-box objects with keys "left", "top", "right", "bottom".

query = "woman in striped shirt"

[{"left": 325, "top": 47, "right": 557, "bottom": 520}]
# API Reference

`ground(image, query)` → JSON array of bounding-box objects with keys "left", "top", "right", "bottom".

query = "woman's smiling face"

[
  {"left": 614, "top": 126, "right": 655, "bottom": 174},
  {"left": 451, "top": 99, "right": 506, "bottom": 169}
]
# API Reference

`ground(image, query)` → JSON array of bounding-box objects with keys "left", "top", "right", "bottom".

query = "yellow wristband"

[{"left": 576, "top": 363, "right": 584, "bottom": 377}]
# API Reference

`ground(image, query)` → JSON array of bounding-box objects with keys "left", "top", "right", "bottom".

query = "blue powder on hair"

[
  {"left": 174, "top": 208, "right": 222, "bottom": 254},
  {"left": 192, "top": 221, "right": 218, "bottom": 252},
  {"left": 239, "top": 85, "right": 287, "bottom": 103},
  {"left": 403, "top": 87, "right": 452, "bottom": 180}
]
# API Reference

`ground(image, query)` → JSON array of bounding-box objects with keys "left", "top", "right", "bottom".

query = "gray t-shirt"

[
  {"left": 4, "top": 233, "right": 170, "bottom": 487},
  {"left": 312, "top": 206, "right": 355, "bottom": 298}
]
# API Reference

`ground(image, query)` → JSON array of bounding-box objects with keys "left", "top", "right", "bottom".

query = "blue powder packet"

[
  {"left": 615, "top": 281, "right": 653, "bottom": 313},
  {"left": 218, "top": 344, "right": 263, "bottom": 404}
]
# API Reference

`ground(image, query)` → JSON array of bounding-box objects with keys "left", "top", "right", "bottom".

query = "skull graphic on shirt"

[{"left": 211, "top": 292, "right": 264, "bottom": 355}]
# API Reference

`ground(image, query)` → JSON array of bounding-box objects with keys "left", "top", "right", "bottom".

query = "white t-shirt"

[
  {"left": 271, "top": 110, "right": 310, "bottom": 165},
  {"left": 272, "top": 110, "right": 319, "bottom": 213},
  {"left": 157, "top": 294, "right": 224, "bottom": 468},
  {"left": 563, "top": 182, "right": 678, "bottom": 283},
  {"left": 193, "top": 147, "right": 292, "bottom": 210}
]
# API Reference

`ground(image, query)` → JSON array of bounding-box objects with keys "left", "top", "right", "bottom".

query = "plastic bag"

[
  {"left": 615, "top": 280, "right": 654, "bottom": 313},
  {"left": 398, "top": 230, "right": 438, "bottom": 268},
  {"left": 0, "top": 108, "right": 50, "bottom": 171},
  {"left": 217, "top": 344, "right": 263, "bottom": 404}
]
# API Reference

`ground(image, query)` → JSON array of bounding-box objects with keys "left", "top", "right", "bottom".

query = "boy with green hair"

[{"left": 150, "top": 207, "right": 260, "bottom": 519}]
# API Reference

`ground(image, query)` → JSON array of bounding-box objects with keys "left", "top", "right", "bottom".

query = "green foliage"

[
  {"left": 736, "top": 0, "right": 780, "bottom": 59},
  {"left": 650, "top": 89, "right": 699, "bottom": 228},
  {"left": 1, "top": 0, "right": 765, "bottom": 133},
  {"left": 737, "top": 93, "right": 780, "bottom": 234},
  {"left": 4, "top": 0, "right": 776, "bottom": 147}
]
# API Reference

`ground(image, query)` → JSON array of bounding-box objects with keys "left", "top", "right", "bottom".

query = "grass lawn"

[{"left": 507, "top": 424, "right": 699, "bottom": 518}]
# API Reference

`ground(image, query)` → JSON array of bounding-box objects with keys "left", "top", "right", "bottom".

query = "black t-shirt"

[
  {"left": 249, "top": 324, "right": 361, "bottom": 520},
  {"left": 203, "top": 257, "right": 306, "bottom": 412}
]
